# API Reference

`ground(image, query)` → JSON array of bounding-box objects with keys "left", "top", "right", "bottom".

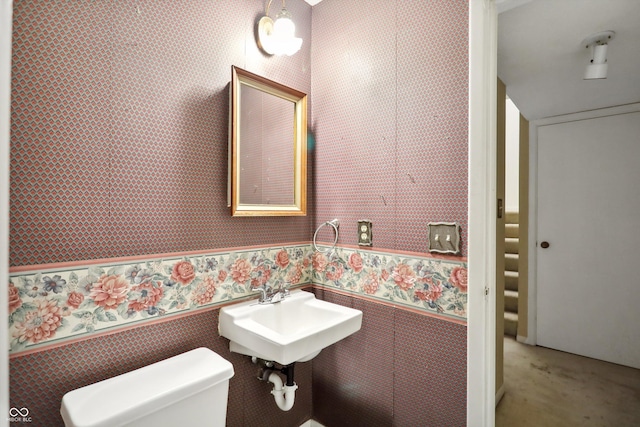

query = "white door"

[{"left": 537, "top": 111, "right": 640, "bottom": 369}]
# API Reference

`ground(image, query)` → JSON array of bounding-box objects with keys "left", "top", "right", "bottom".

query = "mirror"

[{"left": 229, "top": 66, "right": 307, "bottom": 216}]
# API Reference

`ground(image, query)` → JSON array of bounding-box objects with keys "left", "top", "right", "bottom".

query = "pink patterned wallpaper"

[
  {"left": 311, "top": 0, "right": 469, "bottom": 256},
  {"left": 9, "top": 0, "right": 469, "bottom": 424},
  {"left": 310, "top": 1, "right": 469, "bottom": 422},
  {"left": 312, "top": 288, "right": 467, "bottom": 427},
  {"left": 9, "top": 0, "right": 312, "bottom": 267}
]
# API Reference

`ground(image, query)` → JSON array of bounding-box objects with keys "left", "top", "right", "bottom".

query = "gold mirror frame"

[{"left": 229, "top": 66, "right": 307, "bottom": 216}]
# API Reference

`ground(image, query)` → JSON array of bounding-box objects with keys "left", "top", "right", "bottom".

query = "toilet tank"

[{"left": 61, "top": 347, "right": 234, "bottom": 427}]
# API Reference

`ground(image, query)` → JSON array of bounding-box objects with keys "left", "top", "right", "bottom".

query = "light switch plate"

[
  {"left": 427, "top": 222, "right": 461, "bottom": 255},
  {"left": 357, "top": 220, "right": 372, "bottom": 246}
]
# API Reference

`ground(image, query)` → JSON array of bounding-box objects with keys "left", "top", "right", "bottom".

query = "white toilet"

[{"left": 60, "top": 347, "right": 234, "bottom": 427}]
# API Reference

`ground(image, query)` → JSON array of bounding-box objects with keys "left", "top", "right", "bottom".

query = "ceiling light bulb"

[
  {"left": 274, "top": 8, "right": 296, "bottom": 38},
  {"left": 257, "top": 2, "right": 302, "bottom": 56}
]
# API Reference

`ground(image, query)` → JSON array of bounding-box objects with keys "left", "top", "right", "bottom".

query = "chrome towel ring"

[{"left": 313, "top": 219, "right": 340, "bottom": 254}]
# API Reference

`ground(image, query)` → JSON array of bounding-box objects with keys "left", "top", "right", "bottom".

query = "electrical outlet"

[{"left": 357, "top": 220, "right": 372, "bottom": 246}]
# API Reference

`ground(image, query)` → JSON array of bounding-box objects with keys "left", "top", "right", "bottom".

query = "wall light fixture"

[
  {"left": 258, "top": 0, "right": 303, "bottom": 56},
  {"left": 582, "top": 31, "right": 615, "bottom": 80}
]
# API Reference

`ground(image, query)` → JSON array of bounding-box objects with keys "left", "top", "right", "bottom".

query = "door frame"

[
  {"left": 495, "top": 79, "right": 506, "bottom": 403},
  {"left": 468, "top": 0, "right": 498, "bottom": 425},
  {"left": 527, "top": 102, "right": 640, "bottom": 346},
  {"left": 1, "top": 2, "right": 14, "bottom": 426}
]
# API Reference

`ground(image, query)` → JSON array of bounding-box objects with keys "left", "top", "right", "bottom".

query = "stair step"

[
  {"left": 505, "top": 253, "right": 519, "bottom": 272},
  {"left": 504, "top": 311, "right": 518, "bottom": 337},
  {"left": 505, "top": 289, "right": 519, "bottom": 313},
  {"left": 505, "top": 271, "right": 519, "bottom": 291},
  {"left": 504, "top": 211, "right": 520, "bottom": 338},
  {"left": 505, "top": 223, "right": 519, "bottom": 238},
  {"left": 505, "top": 211, "right": 519, "bottom": 224},
  {"left": 505, "top": 237, "right": 519, "bottom": 254}
]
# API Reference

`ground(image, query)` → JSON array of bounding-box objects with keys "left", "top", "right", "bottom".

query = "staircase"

[{"left": 504, "top": 211, "right": 519, "bottom": 337}]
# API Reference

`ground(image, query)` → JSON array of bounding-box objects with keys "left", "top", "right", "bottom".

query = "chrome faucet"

[{"left": 252, "top": 281, "right": 290, "bottom": 304}]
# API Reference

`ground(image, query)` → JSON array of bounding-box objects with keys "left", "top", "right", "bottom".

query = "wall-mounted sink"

[{"left": 219, "top": 290, "right": 362, "bottom": 365}]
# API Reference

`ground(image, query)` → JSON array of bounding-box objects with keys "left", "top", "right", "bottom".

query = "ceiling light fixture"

[
  {"left": 582, "top": 31, "right": 615, "bottom": 80},
  {"left": 258, "top": 0, "right": 303, "bottom": 56}
]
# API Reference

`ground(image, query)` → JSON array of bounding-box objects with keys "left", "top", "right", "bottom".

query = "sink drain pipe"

[{"left": 262, "top": 363, "right": 298, "bottom": 411}]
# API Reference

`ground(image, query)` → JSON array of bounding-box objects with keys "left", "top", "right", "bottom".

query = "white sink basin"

[{"left": 218, "top": 290, "right": 362, "bottom": 365}]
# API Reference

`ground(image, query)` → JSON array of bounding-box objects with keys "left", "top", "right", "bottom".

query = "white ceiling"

[{"left": 498, "top": 0, "right": 640, "bottom": 120}]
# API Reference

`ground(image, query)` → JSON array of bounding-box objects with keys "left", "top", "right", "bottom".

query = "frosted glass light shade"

[
  {"left": 258, "top": 7, "right": 302, "bottom": 56},
  {"left": 274, "top": 8, "right": 296, "bottom": 37}
]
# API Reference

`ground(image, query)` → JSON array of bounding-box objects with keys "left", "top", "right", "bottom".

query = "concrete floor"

[{"left": 496, "top": 336, "right": 640, "bottom": 427}]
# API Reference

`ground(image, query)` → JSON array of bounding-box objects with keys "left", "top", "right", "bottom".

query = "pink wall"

[
  {"left": 311, "top": 0, "right": 469, "bottom": 256},
  {"left": 9, "top": 1, "right": 314, "bottom": 425},
  {"left": 9, "top": 0, "right": 313, "bottom": 267},
  {"left": 312, "top": 288, "right": 466, "bottom": 426},
  {"left": 9, "top": 0, "right": 468, "bottom": 425},
  {"left": 310, "top": 1, "right": 469, "bottom": 423}
]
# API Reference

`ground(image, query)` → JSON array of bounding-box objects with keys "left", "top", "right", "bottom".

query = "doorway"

[{"left": 496, "top": 80, "right": 530, "bottom": 403}]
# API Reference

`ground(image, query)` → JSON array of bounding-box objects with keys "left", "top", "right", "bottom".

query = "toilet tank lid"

[{"left": 60, "top": 347, "right": 234, "bottom": 427}]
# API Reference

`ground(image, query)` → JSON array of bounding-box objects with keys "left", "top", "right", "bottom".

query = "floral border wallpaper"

[
  {"left": 8, "top": 245, "right": 313, "bottom": 355},
  {"left": 312, "top": 245, "right": 468, "bottom": 320},
  {"left": 7, "top": 244, "right": 468, "bottom": 355}
]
